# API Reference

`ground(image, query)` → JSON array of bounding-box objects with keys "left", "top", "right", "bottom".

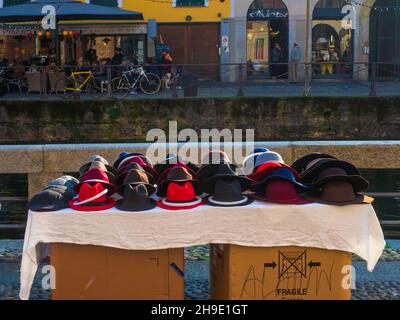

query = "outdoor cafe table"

[{"left": 20, "top": 201, "right": 385, "bottom": 300}]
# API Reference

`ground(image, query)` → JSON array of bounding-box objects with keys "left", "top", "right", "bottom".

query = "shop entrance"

[
  {"left": 370, "top": 0, "right": 400, "bottom": 80},
  {"left": 246, "top": 0, "right": 289, "bottom": 80},
  {"left": 312, "top": 0, "right": 354, "bottom": 79}
]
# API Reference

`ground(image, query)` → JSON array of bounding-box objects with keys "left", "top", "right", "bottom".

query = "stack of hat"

[
  {"left": 293, "top": 153, "right": 373, "bottom": 206},
  {"left": 113, "top": 152, "right": 157, "bottom": 212},
  {"left": 245, "top": 149, "right": 310, "bottom": 205},
  {"left": 70, "top": 156, "right": 117, "bottom": 211},
  {"left": 197, "top": 151, "right": 252, "bottom": 207},
  {"left": 29, "top": 176, "right": 78, "bottom": 212},
  {"left": 155, "top": 154, "right": 203, "bottom": 210}
]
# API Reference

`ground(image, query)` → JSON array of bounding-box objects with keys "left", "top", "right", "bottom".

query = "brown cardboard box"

[
  {"left": 210, "top": 245, "right": 352, "bottom": 300},
  {"left": 50, "top": 243, "right": 184, "bottom": 300}
]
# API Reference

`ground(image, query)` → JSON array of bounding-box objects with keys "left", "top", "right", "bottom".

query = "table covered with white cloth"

[{"left": 20, "top": 202, "right": 385, "bottom": 300}]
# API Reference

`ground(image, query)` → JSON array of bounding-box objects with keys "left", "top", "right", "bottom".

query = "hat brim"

[
  {"left": 115, "top": 198, "right": 157, "bottom": 212},
  {"left": 301, "top": 160, "right": 360, "bottom": 183},
  {"left": 311, "top": 175, "right": 369, "bottom": 193},
  {"left": 249, "top": 193, "right": 312, "bottom": 205},
  {"left": 197, "top": 163, "right": 239, "bottom": 182},
  {"left": 74, "top": 181, "right": 117, "bottom": 196},
  {"left": 114, "top": 154, "right": 152, "bottom": 169},
  {"left": 250, "top": 176, "right": 309, "bottom": 193},
  {"left": 79, "top": 163, "right": 117, "bottom": 176},
  {"left": 117, "top": 182, "right": 156, "bottom": 196},
  {"left": 157, "top": 198, "right": 204, "bottom": 211},
  {"left": 303, "top": 194, "right": 374, "bottom": 206},
  {"left": 69, "top": 198, "right": 116, "bottom": 211},
  {"left": 291, "top": 154, "right": 337, "bottom": 174},
  {"left": 157, "top": 179, "right": 202, "bottom": 197},
  {"left": 203, "top": 195, "right": 254, "bottom": 207},
  {"left": 202, "top": 175, "right": 251, "bottom": 195}
]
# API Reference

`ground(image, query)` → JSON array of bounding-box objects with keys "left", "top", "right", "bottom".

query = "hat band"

[
  {"left": 161, "top": 197, "right": 202, "bottom": 208},
  {"left": 208, "top": 195, "right": 249, "bottom": 206},
  {"left": 72, "top": 188, "right": 109, "bottom": 206},
  {"left": 82, "top": 179, "right": 111, "bottom": 185}
]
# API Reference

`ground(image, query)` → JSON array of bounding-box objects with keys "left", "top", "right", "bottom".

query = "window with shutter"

[
  {"left": 172, "top": 0, "right": 209, "bottom": 7},
  {"left": 3, "top": 0, "right": 30, "bottom": 7},
  {"left": 90, "top": 0, "right": 118, "bottom": 7}
]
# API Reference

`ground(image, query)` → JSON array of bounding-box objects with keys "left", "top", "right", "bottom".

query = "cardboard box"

[
  {"left": 210, "top": 245, "right": 352, "bottom": 300},
  {"left": 50, "top": 244, "right": 184, "bottom": 300}
]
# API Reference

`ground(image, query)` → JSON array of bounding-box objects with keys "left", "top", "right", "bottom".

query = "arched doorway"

[
  {"left": 312, "top": 0, "right": 354, "bottom": 78},
  {"left": 246, "top": 0, "right": 289, "bottom": 79},
  {"left": 370, "top": 0, "right": 400, "bottom": 79}
]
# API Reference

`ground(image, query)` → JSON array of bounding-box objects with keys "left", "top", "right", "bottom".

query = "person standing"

[
  {"left": 270, "top": 43, "right": 281, "bottom": 79},
  {"left": 290, "top": 41, "right": 301, "bottom": 83}
]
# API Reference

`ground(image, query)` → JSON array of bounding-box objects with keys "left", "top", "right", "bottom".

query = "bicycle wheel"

[
  {"left": 54, "top": 76, "right": 78, "bottom": 100},
  {"left": 86, "top": 77, "right": 106, "bottom": 99},
  {"left": 111, "top": 77, "right": 130, "bottom": 99},
  {"left": 139, "top": 73, "right": 161, "bottom": 95}
]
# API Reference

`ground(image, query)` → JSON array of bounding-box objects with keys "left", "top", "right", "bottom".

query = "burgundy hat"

[
  {"left": 305, "top": 181, "right": 374, "bottom": 206},
  {"left": 117, "top": 156, "right": 157, "bottom": 177},
  {"left": 291, "top": 153, "right": 337, "bottom": 174},
  {"left": 157, "top": 167, "right": 202, "bottom": 197},
  {"left": 75, "top": 168, "right": 117, "bottom": 195},
  {"left": 117, "top": 169, "right": 156, "bottom": 196},
  {"left": 114, "top": 153, "right": 152, "bottom": 170},
  {"left": 250, "top": 180, "right": 312, "bottom": 205},
  {"left": 70, "top": 183, "right": 116, "bottom": 211},
  {"left": 157, "top": 182, "right": 203, "bottom": 211}
]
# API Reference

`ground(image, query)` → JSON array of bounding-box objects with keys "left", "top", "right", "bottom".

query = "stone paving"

[{"left": 1, "top": 241, "right": 400, "bottom": 300}]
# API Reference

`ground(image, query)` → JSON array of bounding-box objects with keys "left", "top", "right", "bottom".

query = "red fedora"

[
  {"left": 250, "top": 180, "right": 312, "bottom": 205},
  {"left": 75, "top": 168, "right": 117, "bottom": 195},
  {"left": 157, "top": 182, "right": 203, "bottom": 211},
  {"left": 70, "top": 183, "right": 116, "bottom": 211}
]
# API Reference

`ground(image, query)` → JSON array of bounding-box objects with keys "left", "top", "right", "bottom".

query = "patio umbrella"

[
  {"left": 0, "top": 0, "right": 144, "bottom": 64},
  {"left": 0, "top": 0, "right": 143, "bottom": 23}
]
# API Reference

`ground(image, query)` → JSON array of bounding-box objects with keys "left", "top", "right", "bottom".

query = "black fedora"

[
  {"left": 202, "top": 163, "right": 250, "bottom": 194},
  {"left": 250, "top": 167, "right": 309, "bottom": 194},
  {"left": 204, "top": 179, "right": 253, "bottom": 207},
  {"left": 116, "top": 184, "right": 157, "bottom": 212},
  {"left": 300, "top": 159, "right": 361, "bottom": 184},
  {"left": 157, "top": 166, "right": 202, "bottom": 197},
  {"left": 114, "top": 162, "right": 155, "bottom": 186},
  {"left": 29, "top": 188, "right": 73, "bottom": 212},
  {"left": 291, "top": 153, "right": 337, "bottom": 174},
  {"left": 117, "top": 169, "right": 156, "bottom": 196}
]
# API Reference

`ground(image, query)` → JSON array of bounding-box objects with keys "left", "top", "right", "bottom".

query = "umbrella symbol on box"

[{"left": 278, "top": 250, "right": 308, "bottom": 279}]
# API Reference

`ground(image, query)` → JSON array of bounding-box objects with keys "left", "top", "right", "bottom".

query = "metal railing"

[{"left": 0, "top": 61, "right": 399, "bottom": 99}]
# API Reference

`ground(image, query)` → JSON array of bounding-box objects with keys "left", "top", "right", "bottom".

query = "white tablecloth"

[{"left": 20, "top": 202, "right": 385, "bottom": 300}]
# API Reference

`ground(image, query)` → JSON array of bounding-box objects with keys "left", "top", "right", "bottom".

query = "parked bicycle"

[
  {"left": 55, "top": 70, "right": 104, "bottom": 99},
  {"left": 111, "top": 67, "right": 161, "bottom": 98}
]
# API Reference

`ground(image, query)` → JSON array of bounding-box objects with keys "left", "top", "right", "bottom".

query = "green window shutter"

[
  {"left": 172, "top": 0, "right": 209, "bottom": 7},
  {"left": 3, "top": 0, "right": 30, "bottom": 7},
  {"left": 90, "top": 0, "right": 118, "bottom": 7}
]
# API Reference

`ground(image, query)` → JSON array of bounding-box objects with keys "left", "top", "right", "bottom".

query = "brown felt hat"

[
  {"left": 117, "top": 169, "right": 156, "bottom": 196},
  {"left": 157, "top": 166, "right": 201, "bottom": 197}
]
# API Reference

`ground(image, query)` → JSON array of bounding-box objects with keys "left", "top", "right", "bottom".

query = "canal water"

[{"left": 0, "top": 169, "right": 399, "bottom": 240}]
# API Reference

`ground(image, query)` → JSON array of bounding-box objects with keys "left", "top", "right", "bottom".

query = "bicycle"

[
  {"left": 111, "top": 67, "right": 161, "bottom": 98},
  {"left": 55, "top": 70, "right": 104, "bottom": 100}
]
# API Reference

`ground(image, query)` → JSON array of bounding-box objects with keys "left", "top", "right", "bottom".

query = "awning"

[{"left": 0, "top": 0, "right": 144, "bottom": 23}]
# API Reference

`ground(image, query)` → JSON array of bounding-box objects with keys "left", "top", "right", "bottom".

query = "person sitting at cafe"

[{"left": 111, "top": 47, "right": 124, "bottom": 66}]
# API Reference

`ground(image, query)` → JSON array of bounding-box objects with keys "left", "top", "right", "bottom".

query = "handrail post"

[
  {"left": 107, "top": 65, "right": 112, "bottom": 98},
  {"left": 172, "top": 65, "right": 178, "bottom": 98},
  {"left": 41, "top": 66, "right": 48, "bottom": 100},
  {"left": 303, "top": 63, "right": 311, "bottom": 97},
  {"left": 369, "top": 62, "right": 377, "bottom": 97},
  {"left": 237, "top": 63, "right": 244, "bottom": 97}
]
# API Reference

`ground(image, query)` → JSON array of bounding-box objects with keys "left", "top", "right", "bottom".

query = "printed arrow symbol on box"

[
  {"left": 264, "top": 262, "right": 277, "bottom": 269},
  {"left": 308, "top": 261, "right": 321, "bottom": 268}
]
